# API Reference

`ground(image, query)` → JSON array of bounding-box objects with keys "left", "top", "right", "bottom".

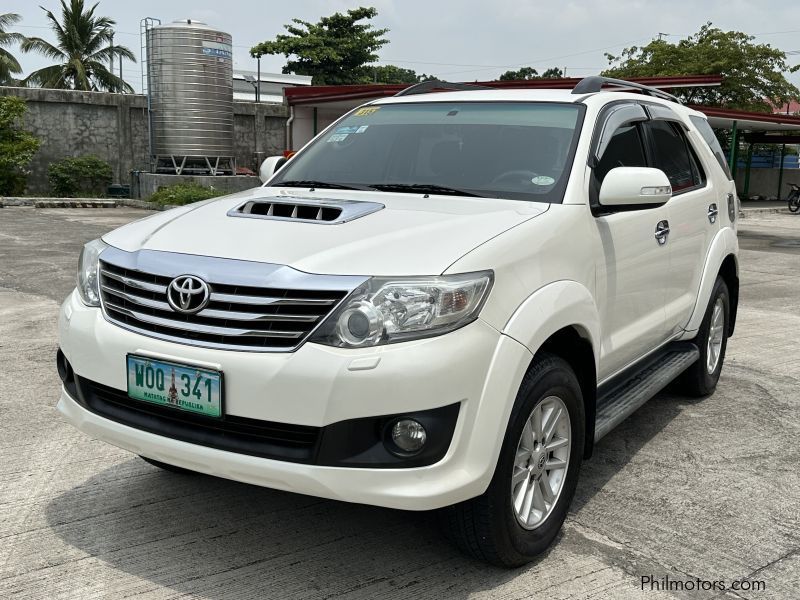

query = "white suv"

[{"left": 57, "top": 77, "right": 739, "bottom": 566}]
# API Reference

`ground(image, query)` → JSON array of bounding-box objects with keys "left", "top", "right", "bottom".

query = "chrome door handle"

[
  {"left": 654, "top": 220, "right": 670, "bottom": 245},
  {"left": 707, "top": 203, "right": 718, "bottom": 224}
]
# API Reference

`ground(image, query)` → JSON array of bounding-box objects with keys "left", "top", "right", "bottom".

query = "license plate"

[{"left": 126, "top": 355, "right": 223, "bottom": 418}]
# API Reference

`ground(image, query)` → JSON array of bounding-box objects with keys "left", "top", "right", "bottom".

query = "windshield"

[{"left": 271, "top": 102, "right": 584, "bottom": 202}]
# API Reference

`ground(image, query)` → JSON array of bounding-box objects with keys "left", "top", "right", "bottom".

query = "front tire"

[
  {"left": 789, "top": 194, "right": 800, "bottom": 213},
  {"left": 442, "top": 353, "right": 585, "bottom": 567},
  {"left": 676, "top": 277, "right": 729, "bottom": 397}
]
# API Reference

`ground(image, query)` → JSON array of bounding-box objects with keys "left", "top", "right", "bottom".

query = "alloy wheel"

[{"left": 511, "top": 395, "right": 571, "bottom": 530}]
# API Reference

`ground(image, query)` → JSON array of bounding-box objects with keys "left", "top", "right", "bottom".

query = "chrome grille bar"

[
  {"left": 101, "top": 269, "right": 168, "bottom": 294},
  {"left": 209, "top": 292, "right": 338, "bottom": 306},
  {"left": 105, "top": 302, "right": 305, "bottom": 339}
]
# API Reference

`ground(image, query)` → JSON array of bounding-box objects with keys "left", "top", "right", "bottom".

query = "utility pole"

[{"left": 657, "top": 32, "right": 670, "bottom": 41}]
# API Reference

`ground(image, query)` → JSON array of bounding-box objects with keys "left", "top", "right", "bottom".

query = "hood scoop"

[{"left": 228, "top": 197, "right": 384, "bottom": 225}]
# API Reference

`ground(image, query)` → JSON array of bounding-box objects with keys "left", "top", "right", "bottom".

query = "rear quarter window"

[{"left": 689, "top": 115, "right": 733, "bottom": 180}]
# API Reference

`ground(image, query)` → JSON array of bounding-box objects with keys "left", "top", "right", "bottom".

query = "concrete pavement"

[{"left": 0, "top": 207, "right": 798, "bottom": 599}]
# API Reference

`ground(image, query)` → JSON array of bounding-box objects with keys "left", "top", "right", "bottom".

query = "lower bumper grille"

[{"left": 71, "top": 375, "right": 321, "bottom": 462}]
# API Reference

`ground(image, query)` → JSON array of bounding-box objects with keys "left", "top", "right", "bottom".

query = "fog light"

[{"left": 390, "top": 418, "right": 427, "bottom": 454}]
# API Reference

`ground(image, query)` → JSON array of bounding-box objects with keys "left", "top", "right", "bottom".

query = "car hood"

[{"left": 103, "top": 187, "right": 548, "bottom": 275}]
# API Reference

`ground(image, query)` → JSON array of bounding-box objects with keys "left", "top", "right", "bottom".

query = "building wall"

[
  {"left": 0, "top": 86, "right": 288, "bottom": 195},
  {"left": 735, "top": 167, "right": 800, "bottom": 199}
]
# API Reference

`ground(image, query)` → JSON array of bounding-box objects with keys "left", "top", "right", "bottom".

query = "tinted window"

[
  {"left": 689, "top": 115, "right": 733, "bottom": 180},
  {"left": 594, "top": 123, "right": 647, "bottom": 183},
  {"left": 272, "top": 102, "right": 584, "bottom": 203},
  {"left": 645, "top": 121, "right": 705, "bottom": 192}
]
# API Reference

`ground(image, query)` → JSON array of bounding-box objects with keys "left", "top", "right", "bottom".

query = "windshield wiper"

[
  {"left": 368, "top": 183, "right": 487, "bottom": 198},
  {"left": 274, "top": 180, "right": 376, "bottom": 191}
]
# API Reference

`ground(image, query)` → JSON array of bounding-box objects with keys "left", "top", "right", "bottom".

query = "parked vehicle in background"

[
  {"left": 56, "top": 77, "right": 739, "bottom": 567},
  {"left": 787, "top": 182, "right": 800, "bottom": 212}
]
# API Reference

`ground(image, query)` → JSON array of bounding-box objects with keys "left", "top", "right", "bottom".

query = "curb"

[
  {"left": 34, "top": 200, "right": 118, "bottom": 208},
  {"left": 739, "top": 207, "right": 792, "bottom": 218},
  {"left": 0, "top": 197, "right": 172, "bottom": 210}
]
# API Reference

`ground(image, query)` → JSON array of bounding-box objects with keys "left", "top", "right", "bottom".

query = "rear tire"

[
  {"left": 140, "top": 456, "right": 197, "bottom": 474},
  {"left": 675, "top": 277, "right": 729, "bottom": 397},
  {"left": 442, "top": 353, "right": 585, "bottom": 567},
  {"left": 789, "top": 194, "right": 800, "bottom": 213}
]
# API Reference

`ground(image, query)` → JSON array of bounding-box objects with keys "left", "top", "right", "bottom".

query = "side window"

[
  {"left": 644, "top": 121, "right": 706, "bottom": 193},
  {"left": 689, "top": 115, "right": 733, "bottom": 180},
  {"left": 595, "top": 123, "right": 648, "bottom": 184}
]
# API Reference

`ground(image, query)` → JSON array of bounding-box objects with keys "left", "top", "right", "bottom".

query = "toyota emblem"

[{"left": 167, "top": 275, "right": 210, "bottom": 314}]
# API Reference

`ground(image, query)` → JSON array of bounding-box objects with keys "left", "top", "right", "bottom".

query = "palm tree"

[
  {"left": 21, "top": 0, "right": 135, "bottom": 92},
  {"left": 0, "top": 13, "right": 24, "bottom": 85}
]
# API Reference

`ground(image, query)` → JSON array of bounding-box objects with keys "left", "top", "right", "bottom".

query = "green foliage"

[
  {"left": 602, "top": 23, "right": 799, "bottom": 112},
  {"left": 250, "top": 7, "right": 389, "bottom": 85},
  {"left": 0, "top": 96, "right": 40, "bottom": 196},
  {"left": 21, "top": 0, "right": 135, "bottom": 92},
  {"left": 147, "top": 182, "right": 224, "bottom": 206},
  {"left": 370, "top": 64, "right": 436, "bottom": 84},
  {"left": 0, "top": 13, "right": 25, "bottom": 85},
  {"left": 498, "top": 66, "right": 564, "bottom": 81},
  {"left": 47, "top": 155, "right": 112, "bottom": 197}
]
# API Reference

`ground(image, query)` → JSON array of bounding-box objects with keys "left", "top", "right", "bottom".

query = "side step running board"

[{"left": 594, "top": 342, "right": 700, "bottom": 442}]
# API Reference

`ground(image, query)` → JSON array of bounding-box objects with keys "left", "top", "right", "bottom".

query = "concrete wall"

[
  {"left": 0, "top": 86, "right": 288, "bottom": 195},
  {"left": 131, "top": 173, "right": 260, "bottom": 199},
  {"left": 735, "top": 167, "right": 800, "bottom": 199}
]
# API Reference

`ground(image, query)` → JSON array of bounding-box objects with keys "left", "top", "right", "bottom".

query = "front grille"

[
  {"left": 99, "top": 260, "right": 348, "bottom": 351},
  {"left": 73, "top": 376, "right": 321, "bottom": 462}
]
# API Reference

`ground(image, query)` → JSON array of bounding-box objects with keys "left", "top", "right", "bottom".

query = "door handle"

[
  {"left": 654, "top": 220, "right": 670, "bottom": 245},
  {"left": 707, "top": 203, "right": 718, "bottom": 224}
]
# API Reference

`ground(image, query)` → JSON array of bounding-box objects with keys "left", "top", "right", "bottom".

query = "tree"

[
  {"left": 498, "top": 66, "right": 564, "bottom": 81},
  {"left": 0, "top": 13, "right": 24, "bottom": 85},
  {"left": 21, "top": 0, "right": 135, "bottom": 93},
  {"left": 603, "top": 23, "right": 799, "bottom": 112},
  {"left": 0, "top": 96, "right": 40, "bottom": 195},
  {"left": 250, "top": 7, "right": 389, "bottom": 85},
  {"left": 369, "top": 65, "right": 436, "bottom": 84}
]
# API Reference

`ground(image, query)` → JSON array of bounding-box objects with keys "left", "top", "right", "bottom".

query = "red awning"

[{"left": 284, "top": 75, "right": 724, "bottom": 106}]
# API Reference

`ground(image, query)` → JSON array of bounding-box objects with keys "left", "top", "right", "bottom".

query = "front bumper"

[{"left": 58, "top": 289, "right": 532, "bottom": 510}]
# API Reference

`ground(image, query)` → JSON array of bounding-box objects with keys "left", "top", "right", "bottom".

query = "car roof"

[
  {"left": 370, "top": 87, "right": 706, "bottom": 120},
  {"left": 371, "top": 88, "right": 582, "bottom": 105}
]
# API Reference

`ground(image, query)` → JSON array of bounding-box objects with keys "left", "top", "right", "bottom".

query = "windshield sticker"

[
  {"left": 354, "top": 106, "right": 380, "bottom": 116},
  {"left": 531, "top": 175, "right": 556, "bottom": 186},
  {"left": 356, "top": 125, "right": 369, "bottom": 133},
  {"left": 327, "top": 133, "right": 349, "bottom": 143},
  {"left": 335, "top": 126, "right": 360, "bottom": 134}
]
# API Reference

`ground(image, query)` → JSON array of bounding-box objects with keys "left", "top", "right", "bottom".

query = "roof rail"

[
  {"left": 394, "top": 79, "right": 493, "bottom": 97},
  {"left": 571, "top": 76, "right": 681, "bottom": 103}
]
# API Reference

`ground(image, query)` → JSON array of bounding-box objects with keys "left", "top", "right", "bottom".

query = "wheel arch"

[
  {"left": 502, "top": 280, "right": 601, "bottom": 460},
  {"left": 683, "top": 227, "right": 739, "bottom": 335}
]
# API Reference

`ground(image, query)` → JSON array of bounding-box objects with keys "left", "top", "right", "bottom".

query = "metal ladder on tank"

[{"left": 140, "top": 17, "right": 161, "bottom": 172}]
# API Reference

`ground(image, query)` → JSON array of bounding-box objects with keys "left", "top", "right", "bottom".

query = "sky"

[{"left": 5, "top": 0, "right": 800, "bottom": 92}]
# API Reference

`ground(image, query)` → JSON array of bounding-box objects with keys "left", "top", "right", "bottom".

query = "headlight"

[
  {"left": 76, "top": 238, "right": 107, "bottom": 306},
  {"left": 311, "top": 271, "right": 493, "bottom": 348}
]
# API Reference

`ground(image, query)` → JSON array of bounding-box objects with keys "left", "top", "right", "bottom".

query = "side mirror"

[
  {"left": 259, "top": 156, "right": 289, "bottom": 183},
  {"left": 599, "top": 167, "right": 672, "bottom": 207}
]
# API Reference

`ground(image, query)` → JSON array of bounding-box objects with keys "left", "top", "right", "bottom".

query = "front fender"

[
  {"left": 502, "top": 280, "right": 600, "bottom": 373},
  {"left": 682, "top": 227, "right": 739, "bottom": 335}
]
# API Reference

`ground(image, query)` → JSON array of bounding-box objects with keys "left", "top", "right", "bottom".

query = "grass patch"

[{"left": 147, "top": 182, "right": 225, "bottom": 206}]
